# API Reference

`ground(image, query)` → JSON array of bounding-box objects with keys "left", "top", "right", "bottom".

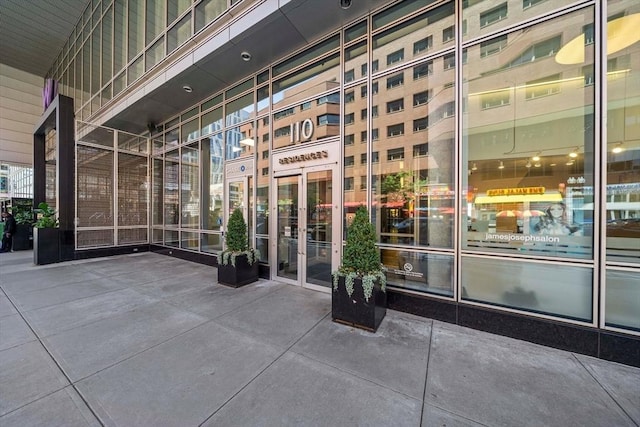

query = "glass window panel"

[
  {"left": 255, "top": 236, "right": 269, "bottom": 262},
  {"left": 77, "top": 145, "right": 114, "bottom": 227},
  {"left": 152, "top": 228, "right": 163, "bottom": 243},
  {"left": 77, "top": 230, "right": 115, "bottom": 248},
  {"left": 146, "top": 0, "right": 165, "bottom": 44},
  {"left": 113, "top": 0, "right": 127, "bottom": 74},
  {"left": 118, "top": 228, "right": 148, "bottom": 245},
  {"left": 101, "top": 7, "right": 112, "bottom": 84},
  {"left": 273, "top": 91, "right": 340, "bottom": 150},
  {"left": 181, "top": 231, "right": 199, "bottom": 250},
  {"left": 152, "top": 158, "right": 163, "bottom": 225},
  {"left": 128, "top": 55, "right": 144, "bottom": 83},
  {"left": 152, "top": 136, "right": 163, "bottom": 155},
  {"left": 128, "top": 1, "right": 144, "bottom": 61},
  {"left": 257, "top": 70, "right": 270, "bottom": 85},
  {"left": 168, "top": 14, "right": 191, "bottom": 54},
  {"left": 480, "top": 2, "right": 508, "bottom": 28},
  {"left": 165, "top": 229, "right": 179, "bottom": 247},
  {"left": 195, "top": 0, "right": 226, "bottom": 33},
  {"left": 273, "top": 36, "right": 339, "bottom": 77},
  {"left": 257, "top": 86, "right": 269, "bottom": 114},
  {"left": 462, "top": 8, "right": 595, "bottom": 260},
  {"left": 74, "top": 55, "right": 82, "bottom": 105},
  {"left": 91, "top": 93, "right": 101, "bottom": 115},
  {"left": 165, "top": 127, "right": 179, "bottom": 150},
  {"left": 113, "top": 71, "right": 125, "bottom": 96},
  {"left": 182, "top": 107, "right": 198, "bottom": 121},
  {"left": 164, "top": 156, "right": 179, "bottom": 226},
  {"left": 345, "top": 20, "right": 367, "bottom": 42},
  {"left": 118, "top": 133, "right": 148, "bottom": 153},
  {"left": 373, "top": 0, "right": 439, "bottom": 29},
  {"left": 345, "top": 41, "right": 367, "bottom": 81},
  {"left": 372, "top": 58, "right": 455, "bottom": 248},
  {"left": 226, "top": 93, "right": 254, "bottom": 126},
  {"left": 82, "top": 41, "right": 90, "bottom": 105},
  {"left": 145, "top": 38, "right": 165, "bottom": 71},
  {"left": 462, "top": 257, "right": 593, "bottom": 322},
  {"left": 226, "top": 125, "right": 255, "bottom": 160},
  {"left": 201, "top": 233, "right": 222, "bottom": 253},
  {"left": 343, "top": 83, "right": 368, "bottom": 216},
  {"left": 373, "top": 3, "right": 454, "bottom": 73},
  {"left": 605, "top": 269, "right": 640, "bottom": 331},
  {"left": 168, "top": 0, "right": 191, "bottom": 25},
  {"left": 118, "top": 153, "right": 148, "bottom": 226},
  {"left": 381, "top": 250, "right": 453, "bottom": 296},
  {"left": 181, "top": 118, "right": 200, "bottom": 143},
  {"left": 201, "top": 107, "right": 223, "bottom": 136},
  {"left": 201, "top": 134, "right": 224, "bottom": 230},
  {"left": 606, "top": 1, "right": 640, "bottom": 264},
  {"left": 272, "top": 53, "right": 341, "bottom": 108},
  {"left": 465, "top": 0, "right": 562, "bottom": 41},
  {"left": 226, "top": 78, "right": 253, "bottom": 99},
  {"left": 202, "top": 94, "right": 223, "bottom": 111},
  {"left": 181, "top": 143, "right": 199, "bottom": 229}
]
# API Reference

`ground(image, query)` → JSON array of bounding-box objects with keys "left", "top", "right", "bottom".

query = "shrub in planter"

[
  {"left": 12, "top": 207, "right": 35, "bottom": 251},
  {"left": 332, "top": 206, "right": 386, "bottom": 332},
  {"left": 217, "top": 208, "right": 259, "bottom": 287},
  {"left": 33, "top": 202, "right": 60, "bottom": 265}
]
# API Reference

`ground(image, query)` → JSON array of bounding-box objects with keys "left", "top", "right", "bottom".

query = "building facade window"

[
  {"left": 413, "top": 36, "right": 433, "bottom": 55},
  {"left": 387, "top": 73, "right": 404, "bottom": 89},
  {"left": 480, "top": 3, "right": 508, "bottom": 28},
  {"left": 386, "top": 99, "right": 404, "bottom": 113}
]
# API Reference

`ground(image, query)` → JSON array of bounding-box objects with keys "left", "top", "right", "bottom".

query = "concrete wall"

[{"left": 0, "top": 64, "right": 42, "bottom": 165}]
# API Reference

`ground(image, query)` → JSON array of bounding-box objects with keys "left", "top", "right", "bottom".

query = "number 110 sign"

[{"left": 290, "top": 119, "right": 314, "bottom": 144}]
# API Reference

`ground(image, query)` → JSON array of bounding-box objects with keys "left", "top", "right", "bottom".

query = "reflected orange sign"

[{"left": 486, "top": 187, "right": 545, "bottom": 197}]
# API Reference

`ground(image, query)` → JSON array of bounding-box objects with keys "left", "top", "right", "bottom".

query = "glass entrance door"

[{"left": 275, "top": 167, "right": 337, "bottom": 290}]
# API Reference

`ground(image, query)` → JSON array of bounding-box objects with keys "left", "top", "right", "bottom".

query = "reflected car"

[
  {"left": 393, "top": 217, "right": 437, "bottom": 233},
  {"left": 607, "top": 218, "right": 640, "bottom": 238}
]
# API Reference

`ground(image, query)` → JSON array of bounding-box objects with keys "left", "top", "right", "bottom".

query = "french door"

[{"left": 274, "top": 164, "right": 339, "bottom": 291}]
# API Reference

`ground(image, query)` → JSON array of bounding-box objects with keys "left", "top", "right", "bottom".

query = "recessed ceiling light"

[
  {"left": 241, "top": 52, "right": 251, "bottom": 61},
  {"left": 182, "top": 85, "right": 193, "bottom": 93},
  {"left": 612, "top": 143, "right": 624, "bottom": 153}
]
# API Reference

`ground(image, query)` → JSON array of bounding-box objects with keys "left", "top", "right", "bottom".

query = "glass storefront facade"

[{"left": 48, "top": 0, "right": 638, "bottom": 337}]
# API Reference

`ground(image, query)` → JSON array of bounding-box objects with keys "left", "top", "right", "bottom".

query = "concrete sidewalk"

[{"left": 1, "top": 250, "right": 638, "bottom": 427}]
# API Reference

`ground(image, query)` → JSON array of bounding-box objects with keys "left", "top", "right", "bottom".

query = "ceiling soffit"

[{"left": 104, "top": 0, "right": 391, "bottom": 134}]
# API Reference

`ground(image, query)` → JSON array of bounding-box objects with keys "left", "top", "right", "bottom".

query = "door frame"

[
  {"left": 270, "top": 140, "right": 342, "bottom": 291},
  {"left": 272, "top": 163, "right": 340, "bottom": 291}
]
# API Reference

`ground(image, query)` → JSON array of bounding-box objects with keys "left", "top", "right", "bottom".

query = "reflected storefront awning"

[{"left": 474, "top": 193, "right": 563, "bottom": 204}]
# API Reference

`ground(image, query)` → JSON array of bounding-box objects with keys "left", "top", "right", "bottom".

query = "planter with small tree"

[
  {"left": 217, "top": 208, "right": 259, "bottom": 287},
  {"left": 33, "top": 202, "right": 60, "bottom": 265},
  {"left": 332, "top": 205, "right": 387, "bottom": 332}
]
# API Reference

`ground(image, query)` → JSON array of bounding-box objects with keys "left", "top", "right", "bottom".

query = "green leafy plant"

[
  {"left": 34, "top": 202, "right": 59, "bottom": 228},
  {"left": 332, "top": 206, "right": 386, "bottom": 301},
  {"left": 14, "top": 208, "right": 35, "bottom": 226},
  {"left": 218, "top": 208, "right": 258, "bottom": 266}
]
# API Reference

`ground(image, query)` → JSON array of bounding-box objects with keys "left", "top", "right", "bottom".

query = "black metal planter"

[
  {"left": 33, "top": 227, "right": 60, "bottom": 265},
  {"left": 217, "top": 253, "right": 259, "bottom": 287},
  {"left": 332, "top": 275, "right": 387, "bottom": 332},
  {"left": 12, "top": 224, "right": 32, "bottom": 251}
]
